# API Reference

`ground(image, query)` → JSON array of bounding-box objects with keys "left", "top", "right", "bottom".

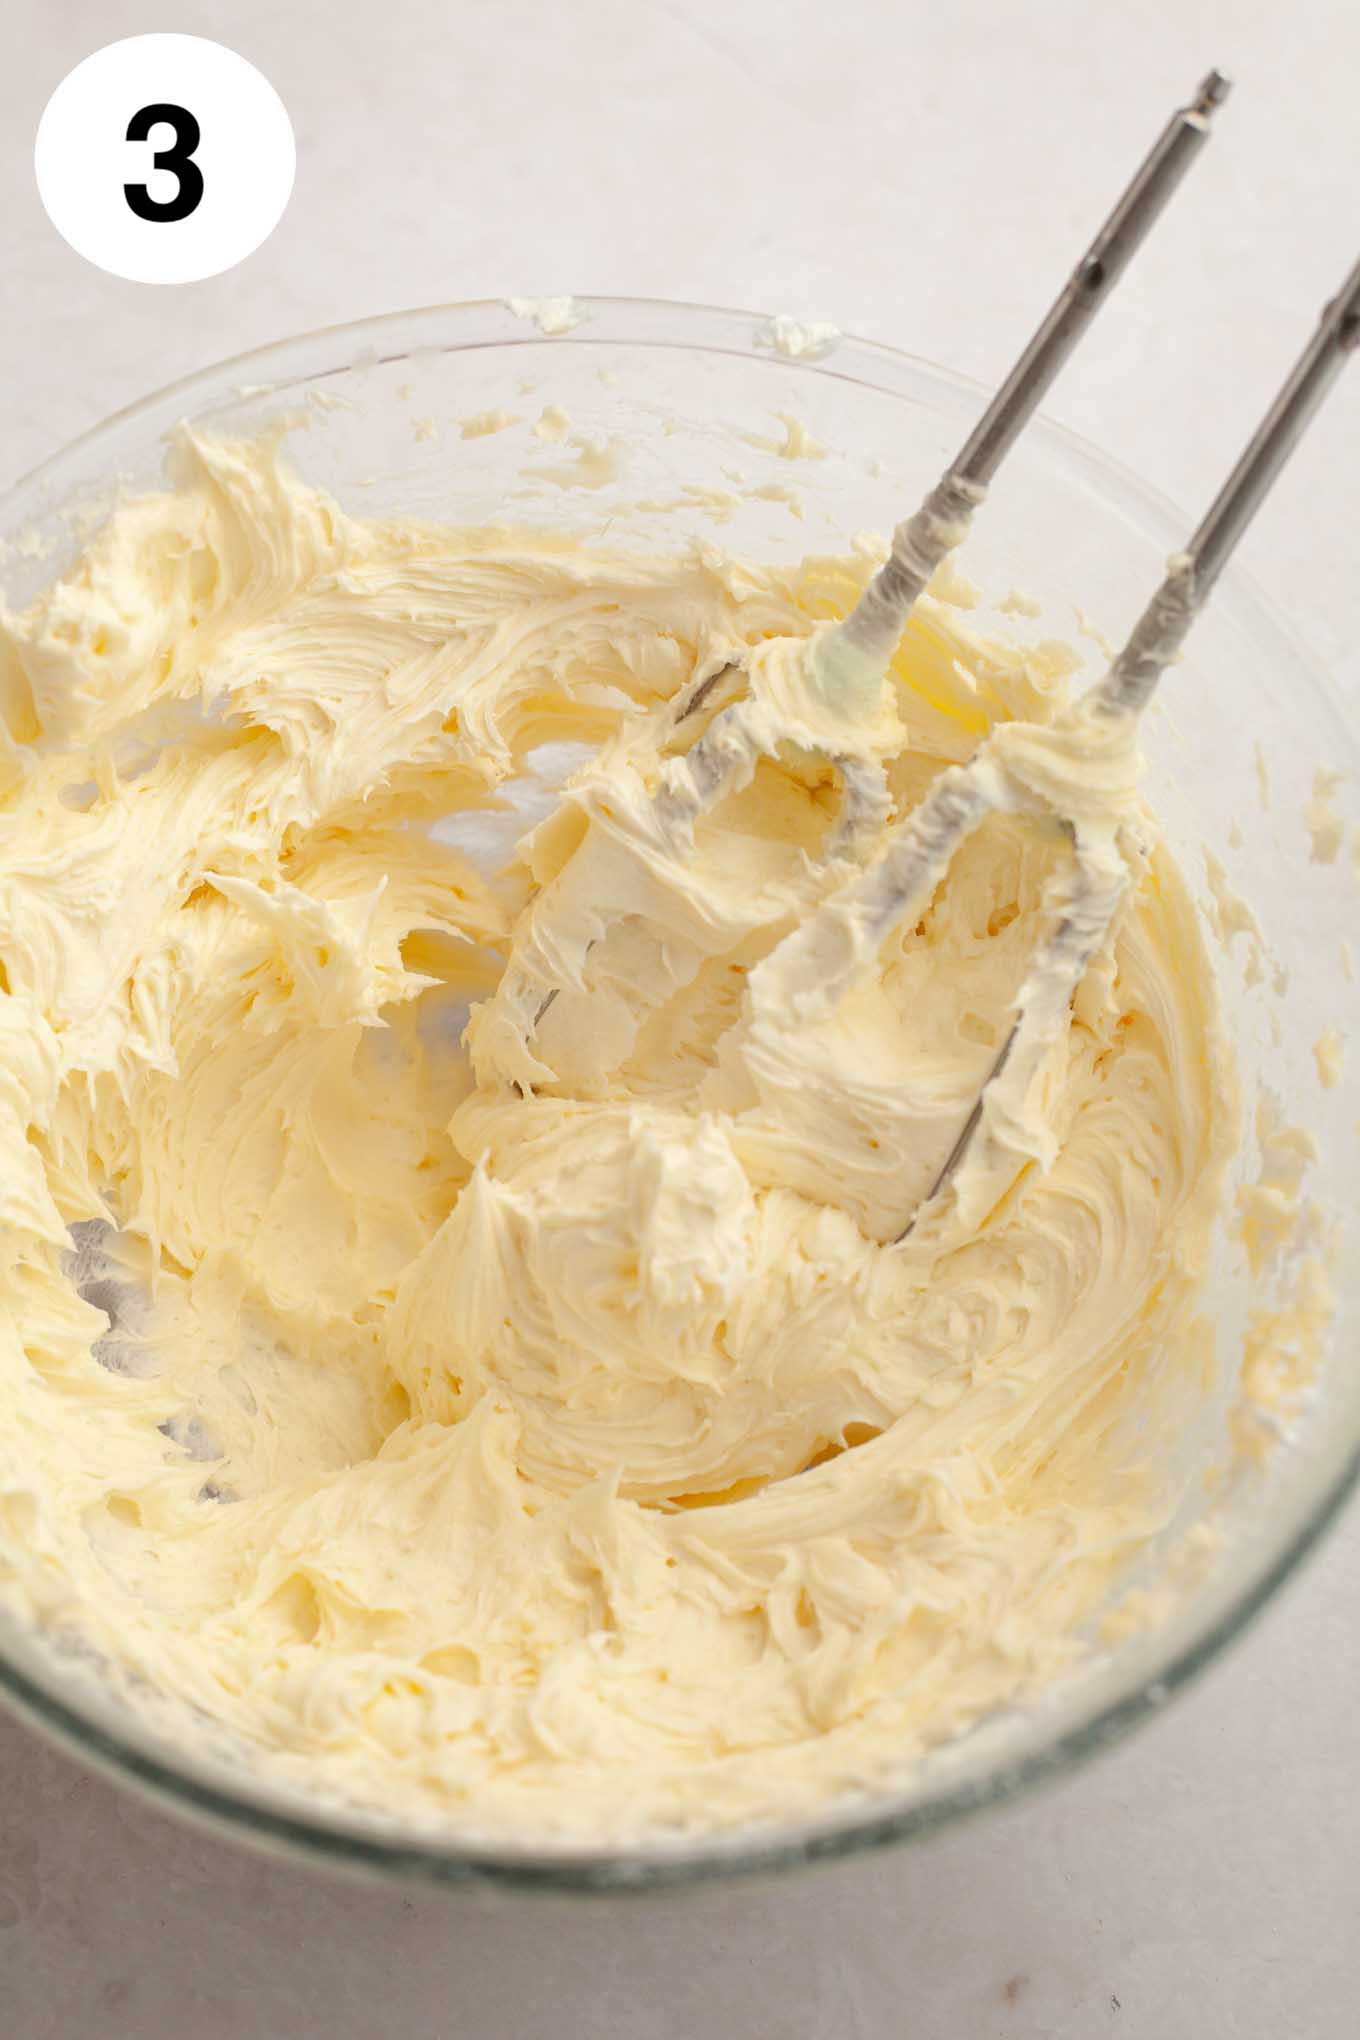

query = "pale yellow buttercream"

[{"left": 0, "top": 429, "right": 1235, "bottom": 1840}]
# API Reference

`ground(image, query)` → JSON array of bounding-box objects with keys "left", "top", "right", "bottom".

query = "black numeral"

[{"left": 124, "top": 103, "right": 204, "bottom": 223}]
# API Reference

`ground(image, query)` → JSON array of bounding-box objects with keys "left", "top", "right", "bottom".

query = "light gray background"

[{"left": 2, "top": 2, "right": 1357, "bottom": 2034}]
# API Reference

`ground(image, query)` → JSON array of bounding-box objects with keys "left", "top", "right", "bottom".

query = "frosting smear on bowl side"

[{"left": 0, "top": 430, "right": 1234, "bottom": 1841}]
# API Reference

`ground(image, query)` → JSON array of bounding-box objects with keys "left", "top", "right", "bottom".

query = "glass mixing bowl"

[{"left": 0, "top": 297, "right": 1356, "bottom": 1892}]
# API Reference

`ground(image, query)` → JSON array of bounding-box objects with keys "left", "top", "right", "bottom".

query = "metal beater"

[
  {"left": 491, "top": 71, "right": 1231, "bottom": 1077},
  {"left": 486, "top": 84, "right": 1359, "bottom": 1236}
]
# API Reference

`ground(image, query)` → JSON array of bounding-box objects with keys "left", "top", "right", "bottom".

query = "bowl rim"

[{"left": 2, "top": 291, "right": 1356, "bottom": 1895}]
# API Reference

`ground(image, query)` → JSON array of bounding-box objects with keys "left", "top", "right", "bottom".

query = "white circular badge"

[{"left": 35, "top": 35, "right": 295, "bottom": 285}]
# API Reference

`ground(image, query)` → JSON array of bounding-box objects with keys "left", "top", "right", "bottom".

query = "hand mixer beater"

[{"left": 473, "top": 73, "right": 1359, "bottom": 1244}]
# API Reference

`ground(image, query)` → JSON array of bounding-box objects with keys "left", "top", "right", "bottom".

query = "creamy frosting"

[
  {"left": 504, "top": 295, "right": 587, "bottom": 337},
  {"left": 755, "top": 315, "right": 842, "bottom": 362},
  {"left": 0, "top": 430, "right": 1236, "bottom": 1842}
]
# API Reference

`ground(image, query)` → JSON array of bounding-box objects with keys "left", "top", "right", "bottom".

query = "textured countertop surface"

[{"left": 2, "top": 2, "right": 1357, "bottom": 2034}]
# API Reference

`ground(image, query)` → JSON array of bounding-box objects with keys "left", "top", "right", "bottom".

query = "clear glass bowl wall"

[{"left": 0, "top": 298, "right": 1355, "bottom": 1892}]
